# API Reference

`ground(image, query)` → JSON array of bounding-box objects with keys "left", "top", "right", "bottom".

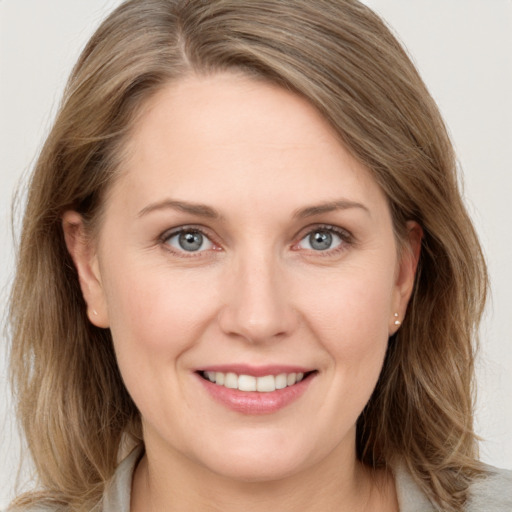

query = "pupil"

[
  {"left": 310, "top": 231, "right": 332, "bottom": 250},
  {"left": 179, "top": 231, "right": 203, "bottom": 251}
]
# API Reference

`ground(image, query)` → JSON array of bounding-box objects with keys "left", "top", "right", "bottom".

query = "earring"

[
  {"left": 92, "top": 309, "right": 98, "bottom": 316},
  {"left": 394, "top": 313, "right": 401, "bottom": 326}
]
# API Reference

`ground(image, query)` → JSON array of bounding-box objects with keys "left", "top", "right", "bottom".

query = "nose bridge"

[{"left": 218, "top": 245, "right": 296, "bottom": 343}]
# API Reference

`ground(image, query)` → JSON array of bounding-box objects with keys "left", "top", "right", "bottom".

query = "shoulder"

[
  {"left": 2, "top": 505, "right": 66, "bottom": 512},
  {"left": 466, "top": 465, "right": 512, "bottom": 512},
  {"left": 3, "top": 447, "right": 141, "bottom": 512},
  {"left": 395, "top": 463, "right": 512, "bottom": 512},
  {"left": 394, "top": 463, "right": 436, "bottom": 511},
  {"left": 101, "top": 447, "right": 142, "bottom": 512}
]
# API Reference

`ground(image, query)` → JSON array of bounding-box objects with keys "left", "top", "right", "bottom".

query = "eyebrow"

[
  {"left": 293, "top": 200, "right": 370, "bottom": 219},
  {"left": 138, "top": 198, "right": 369, "bottom": 220},
  {"left": 138, "top": 199, "right": 221, "bottom": 219}
]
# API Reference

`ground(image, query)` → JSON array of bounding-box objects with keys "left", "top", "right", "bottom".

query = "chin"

[
  {"left": 192, "top": 432, "right": 319, "bottom": 483},
  {"left": 207, "top": 455, "right": 306, "bottom": 483}
]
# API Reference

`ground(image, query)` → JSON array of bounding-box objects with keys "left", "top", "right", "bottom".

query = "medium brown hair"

[{"left": 9, "top": 1, "right": 487, "bottom": 510}]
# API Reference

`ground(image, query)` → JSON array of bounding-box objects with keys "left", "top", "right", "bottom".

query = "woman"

[{"left": 7, "top": 0, "right": 512, "bottom": 511}]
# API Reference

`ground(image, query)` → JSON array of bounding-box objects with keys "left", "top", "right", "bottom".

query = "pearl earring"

[{"left": 394, "top": 313, "right": 401, "bottom": 326}]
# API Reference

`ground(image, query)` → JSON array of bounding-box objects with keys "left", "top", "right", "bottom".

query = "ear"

[
  {"left": 390, "top": 221, "right": 423, "bottom": 334},
  {"left": 62, "top": 211, "right": 109, "bottom": 328}
]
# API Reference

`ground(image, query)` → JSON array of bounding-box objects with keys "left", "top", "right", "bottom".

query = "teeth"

[
  {"left": 256, "top": 375, "right": 275, "bottom": 392},
  {"left": 238, "top": 374, "right": 257, "bottom": 391},
  {"left": 224, "top": 372, "right": 238, "bottom": 389},
  {"left": 203, "top": 371, "right": 309, "bottom": 392},
  {"left": 275, "top": 373, "right": 288, "bottom": 389}
]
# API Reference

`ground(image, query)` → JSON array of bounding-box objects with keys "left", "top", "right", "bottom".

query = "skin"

[{"left": 63, "top": 73, "right": 421, "bottom": 512}]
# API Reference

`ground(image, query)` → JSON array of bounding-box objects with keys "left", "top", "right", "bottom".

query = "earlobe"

[
  {"left": 390, "top": 221, "right": 423, "bottom": 333},
  {"left": 62, "top": 211, "right": 110, "bottom": 328}
]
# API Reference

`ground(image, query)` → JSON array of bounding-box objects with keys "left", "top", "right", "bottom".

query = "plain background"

[{"left": 1, "top": 0, "right": 511, "bottom": 507}]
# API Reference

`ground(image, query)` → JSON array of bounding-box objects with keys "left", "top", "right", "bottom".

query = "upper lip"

[{"left": 196, "top": 364, "right": 314, "bottom": 377}]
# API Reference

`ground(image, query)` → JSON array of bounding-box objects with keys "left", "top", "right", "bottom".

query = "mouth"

[
  {"left": 195, "top": 367, "right": 317, "bottom": 414},
  {"left": 198, "top": 370, "right": 316, "bottom": 392}
]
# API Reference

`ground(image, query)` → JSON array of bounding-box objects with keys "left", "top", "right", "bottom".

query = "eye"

[
  {"left": 297, "top": 227, "right": 346, "bottom": 252},
  {"left": 165, "top": 228, "right": 214, "bottom": 253}
]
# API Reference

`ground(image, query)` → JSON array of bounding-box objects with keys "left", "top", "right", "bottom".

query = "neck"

[{"left": 131, "top": 438, "right": 397, "bottom": 512}]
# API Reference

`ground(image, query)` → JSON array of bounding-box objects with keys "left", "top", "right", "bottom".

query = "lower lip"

[{"left": 196, "top": 373, "right": 315, "bottom": 415}]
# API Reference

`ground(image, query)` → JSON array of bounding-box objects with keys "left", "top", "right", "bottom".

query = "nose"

[{"left": 217, "top": 250, "right": 298, "bottom": 344}]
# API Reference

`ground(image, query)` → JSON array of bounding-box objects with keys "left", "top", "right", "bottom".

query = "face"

[{"left": 65, "top": 73, "right": 419, "bottom": 482}]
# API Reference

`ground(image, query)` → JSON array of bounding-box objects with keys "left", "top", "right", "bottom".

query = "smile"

[
  {"left": 200, "top": 371, "right": 307, "bottom": 392},
  {"left": 196, "top": 367, "right": 317, "bottom": 414}
]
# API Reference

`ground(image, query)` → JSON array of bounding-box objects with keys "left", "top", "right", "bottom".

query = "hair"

[{"left": 8, "top": 1, "right": 488, "bottom": 510}]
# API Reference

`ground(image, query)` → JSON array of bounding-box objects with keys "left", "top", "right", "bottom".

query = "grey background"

[{"left": 1, "top": 0, "right": 511, "bottom": 507}]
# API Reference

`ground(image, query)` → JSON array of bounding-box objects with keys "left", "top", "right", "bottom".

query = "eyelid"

[
  {"left": 158, "top": 223, "right": 354, "bottom": 257},
  {"left": 160, "top": 225, "right": 221, "bottom": 256},
  {"left": 292, "top": 224, "right": 354, "bottom": 253}
]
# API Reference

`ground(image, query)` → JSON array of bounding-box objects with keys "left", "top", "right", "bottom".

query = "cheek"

[
  {"left": 101, "top": 261, "right": 223, "bottom": 421},
  {"left": 301, "top": 263, "right": 394, "bottom": 340},
  {"left": 297, "top": 260, "right": 395, "bottom": 390},
  {"left": 101, "top": 260, "right": 222, "bottom": 393}
]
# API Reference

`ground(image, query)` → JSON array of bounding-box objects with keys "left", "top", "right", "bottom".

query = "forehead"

[{"left": 108, "top": 72, "right": 387, "bottom": 220}]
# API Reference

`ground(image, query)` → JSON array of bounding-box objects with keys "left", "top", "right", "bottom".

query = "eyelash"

[
  {"left": 160, "top": 226, "right": 219, "bottom": 258},
  {"left": 159, "top": 224, "right": 354, "bottom": 258},
  {"left": 292, "top": 224, "right": 354, "bottom": 256}
]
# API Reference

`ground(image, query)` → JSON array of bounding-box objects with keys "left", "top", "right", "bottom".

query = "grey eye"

[
  {"left": 309, "top": 231, "right": 333, "bottom": 250},
  {"left": 166, "top": 230, "right": 213, "bottom": 252},
  {"left": 298, "top": 229, "right": 342, "bottom": 251},
  {"left": 179, "top": 231, "right": 203, "bottom": 251}
]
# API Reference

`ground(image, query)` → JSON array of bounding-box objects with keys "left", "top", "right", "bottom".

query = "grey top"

[
  {"left": 101, "top": 448, "right": 512, "bottom": 512},
  {"left": 8, "top": 448, "right": 512, "bottom": 511}
]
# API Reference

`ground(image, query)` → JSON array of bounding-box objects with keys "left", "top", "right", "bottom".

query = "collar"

[{"left": 101, "top": 448, "right": 436, "bottom": 512}]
